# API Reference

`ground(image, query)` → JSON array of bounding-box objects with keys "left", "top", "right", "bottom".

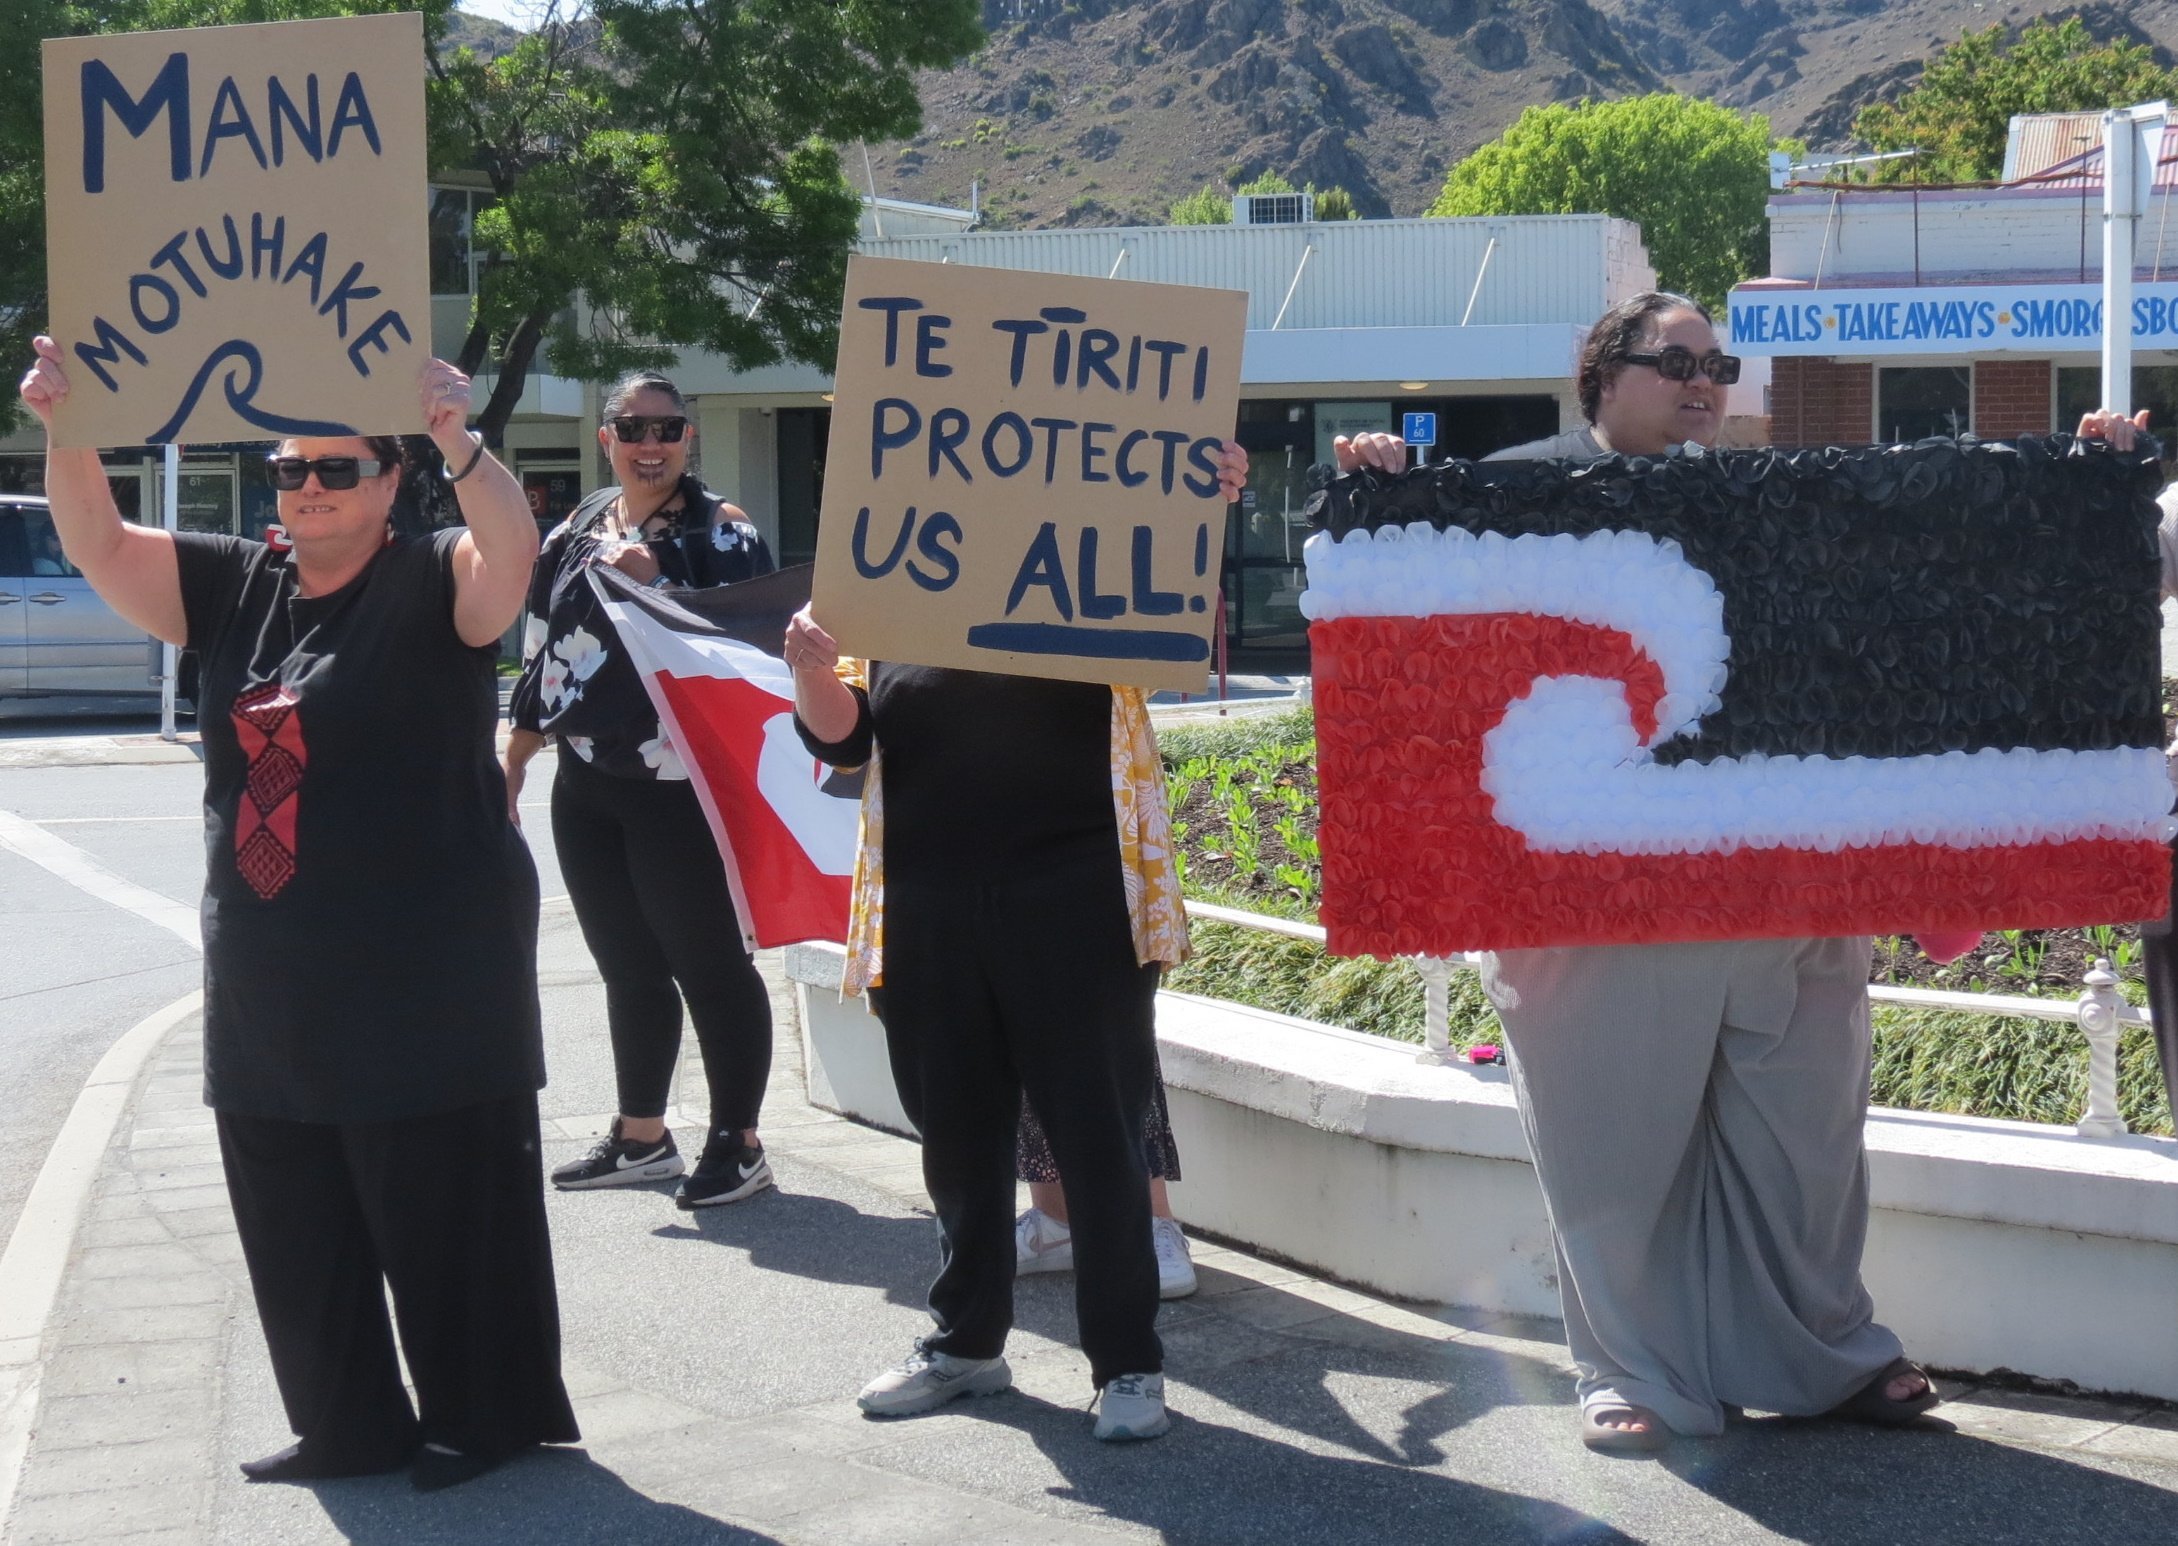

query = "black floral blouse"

[{"left": 510, "top": 474, "right": 775, "bottom": 780}]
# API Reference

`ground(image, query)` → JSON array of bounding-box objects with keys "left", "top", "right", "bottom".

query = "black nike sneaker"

[
  {"left": 676, "top": 1132, "right": 773, "bottom": 1209},
  {"left": 551, "top": 1118, "right": 683, "bottom": 1189}
]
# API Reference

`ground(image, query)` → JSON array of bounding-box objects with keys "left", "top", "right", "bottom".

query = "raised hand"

[
  {"left": 17, "top": 336, "right": 71, "bottom": 431},
  {"left": 1334, "top": 432, "right": 1406, "bottom": 474}
]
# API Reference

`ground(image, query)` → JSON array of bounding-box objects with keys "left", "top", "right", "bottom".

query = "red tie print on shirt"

[{"left": 232, "top": 683, "right": 305, "bottom": 899}]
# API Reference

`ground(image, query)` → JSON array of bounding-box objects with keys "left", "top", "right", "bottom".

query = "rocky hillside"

[{"left": 861, "top": 0, "right": 2178, "bottom": 227}]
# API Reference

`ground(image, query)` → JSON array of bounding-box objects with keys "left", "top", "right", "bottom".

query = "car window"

[
  {"left": 18, "top": 509, "right": 82, "bottom": 579},
  {"left": 0, "top": 508, "right": 29, "bottom": 578}
]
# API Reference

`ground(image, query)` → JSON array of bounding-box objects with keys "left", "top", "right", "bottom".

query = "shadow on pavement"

[
  {"left": 989, "top": 1392, "right": 1637, "bottom": 1546},
  {"left": 300, "top": 1446, "right": 782, "bottom": 1545},
  {"left": 1660, "top": 1416, "right": 2178, "bottom": 1544},
  {"left": 648, "top": 1186, "right": 941, "bottom": 1318}
]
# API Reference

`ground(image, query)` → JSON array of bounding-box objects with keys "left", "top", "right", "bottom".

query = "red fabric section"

[
  {"left": 1312, "top": 614, "right": 2171, "bottom": 958},
  {"left": 651, "top": 671, "right": 852, "bottom": 949},
  {"left": 231, "top": 683, "right": 305, "bottom": 901}
]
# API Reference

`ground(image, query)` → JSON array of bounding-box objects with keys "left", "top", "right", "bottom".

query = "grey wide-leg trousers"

[{"left": 1482, "top": 935, "right": 1904, "bottom": 1437}]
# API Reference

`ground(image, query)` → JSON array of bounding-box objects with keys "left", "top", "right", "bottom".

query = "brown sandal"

[
  {"left": 1581, "top": 1401, "right": 1670, "bottom": 1453},
  {"left": 1828, "top": 1356, "right": 1940, "bottom": 1427}
]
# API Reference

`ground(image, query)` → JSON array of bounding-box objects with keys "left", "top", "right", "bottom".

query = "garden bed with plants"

[{"left": 1157, "top": 705, "right": 2174, "bottom": 1136}]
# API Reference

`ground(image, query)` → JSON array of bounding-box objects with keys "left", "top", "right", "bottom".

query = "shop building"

[{"left": 1731, "top": 113, "right": 2178, "bottom": 446}]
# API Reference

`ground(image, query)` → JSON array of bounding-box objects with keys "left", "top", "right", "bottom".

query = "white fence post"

[
  {"left": 2075, "top": 957, "right": 2131, "bottom": 1139},
  {"left": 1410, "top": 956, "right": 1455, "bottom": 1065}
]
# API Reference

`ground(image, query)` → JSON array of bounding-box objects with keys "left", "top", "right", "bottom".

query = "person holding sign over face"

[
  {"left": 505, "top": 371, "right": 780, "bottom": 1208},
  {"left": 787, "top": 435, "right": 1249, "bottom": 1442},
  {"left": 18, "top": 339, "right": 573, "bottom": 1492}
]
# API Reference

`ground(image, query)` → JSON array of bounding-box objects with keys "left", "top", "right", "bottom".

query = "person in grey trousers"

[{"left": 1334, "top": 291, "right": 1950, "bottom": 1453}]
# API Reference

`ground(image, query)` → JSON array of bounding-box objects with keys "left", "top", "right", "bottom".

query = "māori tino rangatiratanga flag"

[
  {"left": 1300, "top": 436, "right": 2174, "bottom": 959},
  {"left": 591, "top": 564, "right": 859, "bottom": 951}
]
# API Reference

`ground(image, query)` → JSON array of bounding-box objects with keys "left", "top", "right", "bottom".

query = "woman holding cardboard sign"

[
  {"left": 787, "top": 437, "right": 1247, "bottom": 1443},
  {"left": 18, "top": 337, "right": 573, "bottom": 1492}
]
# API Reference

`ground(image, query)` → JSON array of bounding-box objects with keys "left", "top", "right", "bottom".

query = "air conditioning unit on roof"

[{"left": 1234, "top": 191, "right": 1313, "bottom": 225}]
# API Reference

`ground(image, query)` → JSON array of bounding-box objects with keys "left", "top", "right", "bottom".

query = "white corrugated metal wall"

[{"left": 856, "top": 215, "right": 1644, "bottom": 330}]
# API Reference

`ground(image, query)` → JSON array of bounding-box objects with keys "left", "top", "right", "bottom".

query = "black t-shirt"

[
  {"left": 796, "top": 664, "right": 1116, "bottom": 886},
  {"left": 510, "top": 476, "right": 776, "bottom": 779},
  {"left": 175, "top": 529, "right": 543, "bottom": 1123}
]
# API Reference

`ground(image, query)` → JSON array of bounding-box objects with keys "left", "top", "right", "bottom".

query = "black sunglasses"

[
  {"left": 1618, "top": 346, "right": 1741, "bottom": 386},
  {"left": 609, "top": 415, "right": 689, "bottom": 444},
  {"left": 265, "top": 455, "right": 387, "bottom": 491}
]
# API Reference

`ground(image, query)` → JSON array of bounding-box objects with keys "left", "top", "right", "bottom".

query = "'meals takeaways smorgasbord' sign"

[
  {"left": 1729, "top": 283, "right": 2178, "bottom": 357},
  {"left": 41, "top": 14, "right": 430, "bottom": 448}
]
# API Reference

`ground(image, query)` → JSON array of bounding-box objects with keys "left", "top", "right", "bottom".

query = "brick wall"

[
  {"left": 1770, "top": 357, "right": 1873, "bottom": 446},
  {"left": 1972, "top": 359, "right": 2054, "bottom": 437}
]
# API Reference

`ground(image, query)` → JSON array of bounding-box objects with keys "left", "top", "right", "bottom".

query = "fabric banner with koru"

[{"left": 1301, "top": 437, "right": 2174, "bottom": 959}]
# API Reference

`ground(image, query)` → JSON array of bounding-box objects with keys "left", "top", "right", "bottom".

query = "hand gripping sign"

[
  {"left": 41, "top": 13, "right": 431, "bottom": 447},
  {"left": 811, "top": 256, "right": 1247, "bottom": 693},
  {"left": 1301, "top": 438, "right": 2175, "bottom": 958}
]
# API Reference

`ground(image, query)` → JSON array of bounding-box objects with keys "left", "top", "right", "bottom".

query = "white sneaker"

[
  {"left": 1015, "top": 1207, "right": 1074, "bottom": 1275},
  {"left": 857, "top": 1348, "right": 1012, "bottom": 1417},
  {"left": 1093, "top": 1372, "right": 1170, "bottom": 1441},
  {"left": 1152, "top": 1216, "right": 1198, "bottom": 1300}
]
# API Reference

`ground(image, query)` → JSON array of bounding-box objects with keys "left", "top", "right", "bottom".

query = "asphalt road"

[{"left": 0, "top": 696, "right": 566, "bottom": 1248}]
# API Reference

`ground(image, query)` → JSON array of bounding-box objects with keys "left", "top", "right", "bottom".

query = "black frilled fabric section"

[{"left": 1302, "top": 437, "right": 2166, "bottom": 763}]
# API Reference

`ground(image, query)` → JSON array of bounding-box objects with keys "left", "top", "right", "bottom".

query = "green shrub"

[
  {"left": 1870, "top": 1006, "right": 2172, "bottom": 1135},
  {"left": 1157, "top": 704, "right": 1313, "bottom": 766}
]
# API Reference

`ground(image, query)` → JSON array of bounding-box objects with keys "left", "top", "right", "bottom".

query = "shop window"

[
  {"left": 2055, "top": 365, "right": 2178, "bottom": 450},
  {"left": 1876, "top": 366, "right": 1971, "bottom": 442},
  {"left": 428, "top": 187, "right": 497, "bottom": 297}
]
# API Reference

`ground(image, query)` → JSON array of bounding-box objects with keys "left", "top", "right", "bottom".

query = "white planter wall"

[{"left": 784, "top": 942, "right": 2178, "bottom": 1401}]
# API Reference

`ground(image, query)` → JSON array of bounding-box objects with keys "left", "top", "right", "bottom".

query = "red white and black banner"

[
  {"left": 591, "top": 565, "right": 860, "bottom": 951},
  {"left": 1302, "top": 438, "right": 2176, "bottom": 959}
]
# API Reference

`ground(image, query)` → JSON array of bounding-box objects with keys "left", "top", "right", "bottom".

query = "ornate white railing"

[{"left": 1180, "top": 900, "right": 2145, "bottom": 1139}]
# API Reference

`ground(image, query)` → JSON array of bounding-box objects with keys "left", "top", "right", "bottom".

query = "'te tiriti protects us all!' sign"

[
  {"left": 811, "top": 255, "right": 1247, "bottom": 693},
  {"left": 41, "top": 13, "right": 430, "bottom": 448}
]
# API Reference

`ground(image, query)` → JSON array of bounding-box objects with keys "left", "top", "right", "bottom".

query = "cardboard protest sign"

[
  {"left": 41, "top": 13, "right": 430, "bottom": 448},
  {"left": 811, "top": 255, "right": 1247, "bottom": 692},
  {"left": 1302, "top": 439, "right": 2173, "bottom": 959}
]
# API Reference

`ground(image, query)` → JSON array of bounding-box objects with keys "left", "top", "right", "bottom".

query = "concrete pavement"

[{"left": 6, "top": 904, "right": 2178, "bottom": 1545}]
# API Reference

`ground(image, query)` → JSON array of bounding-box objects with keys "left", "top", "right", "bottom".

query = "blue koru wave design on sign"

[{"left": 147, "top": 340, "right": 356, "bottom": 443}]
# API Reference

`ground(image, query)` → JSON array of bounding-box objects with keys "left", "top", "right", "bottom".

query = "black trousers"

[
  {"left": 875, "top": 857, "right": 1162, "bottom": 1388},
  {"left": 552, "top": 750, "right": 774, "bottom": 1132},
  {"left": 216, "top": 1092, "right": 579, "bottom": 1466},
  {"left": 2137, "top": 829, "right": 2178, "bottom": 1124}
]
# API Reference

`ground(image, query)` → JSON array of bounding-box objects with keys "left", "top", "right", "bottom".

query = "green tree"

[
  {"left": 1168, "top": 185, "right": 1231, "bottom": 224},
  {"left": 0, "top": 1, "right": 983, "bottom": 439},
  {"left": 1429, "top": 94, "right": 1787, "bottom": 314},
  {"left": 1855, "top": 17, "right": 2178, "bottom": 183},
  {"left": 437, "top": 0, "right": 982, "bottom": 439},
  {"left": 1312, "top": 187, "right": 1358, "bottom": 222}
]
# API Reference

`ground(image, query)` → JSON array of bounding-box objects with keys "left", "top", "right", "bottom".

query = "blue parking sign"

[{"left": 1402, "top": 411, "right": 1437, "bottom": 447}]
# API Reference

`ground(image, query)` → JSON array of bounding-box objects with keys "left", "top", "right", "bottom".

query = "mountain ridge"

[{"left": 857, "top": 0, "right": 2178, "bottom": 229}]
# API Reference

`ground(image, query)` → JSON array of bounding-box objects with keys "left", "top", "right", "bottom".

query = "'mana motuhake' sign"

[
  {"left": 811, "top": 256, "right": 1247, "bottom": 693},
  {"left": 41, "top": 13, "right": 430, "bottom": 449},
  {"left": 1729, "top": 281, "right": 2178, "bottom": 357}
]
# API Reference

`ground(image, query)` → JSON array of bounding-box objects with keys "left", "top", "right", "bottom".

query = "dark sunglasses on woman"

[
  {"left": 265, "top": 456, "right": 387, "bottom": 491},
  {"left": 609, "top": 415, "right": 690, "bottom": 444},
  {"left": 1619, "top": 345, "right": 1742, "bottom": 386}
]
